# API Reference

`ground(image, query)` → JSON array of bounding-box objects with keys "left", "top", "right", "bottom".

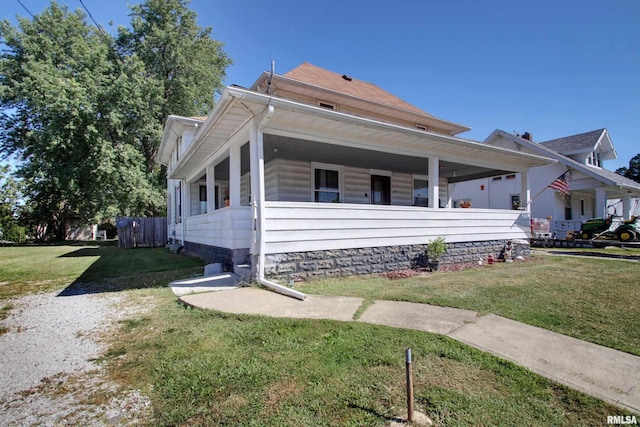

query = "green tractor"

[
  {"left": 614, "top": 216, "right": 639, "bottom": 242},
  {"left": 578, "top": 215, "right": 640, "bottom": 241},
  {"left": 578, "top": 215, "right": 614, "bottom": 240}
]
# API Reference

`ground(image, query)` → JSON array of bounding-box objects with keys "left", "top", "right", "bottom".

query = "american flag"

[{"left": 549, "top": 172, "right": 570, "bottom": 195}]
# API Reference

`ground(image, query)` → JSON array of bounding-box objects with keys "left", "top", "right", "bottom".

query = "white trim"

[
  {"left": 311, "top": 162, "right": 344, "bottom": 203},
  {"left": 369, "top": 169, "right": 392, "bottom": 177}
]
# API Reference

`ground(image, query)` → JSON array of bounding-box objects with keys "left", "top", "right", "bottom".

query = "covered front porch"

[{"left": 166, "top": 86, "right": 552, "bottom": 276}]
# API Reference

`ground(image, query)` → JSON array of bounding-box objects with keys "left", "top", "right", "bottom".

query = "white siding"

[
  {"left": 263, "top": 202, "right": 530, "bottom": 254},
  {"left": 392, "top": 172, "right": 412, "bottom": 206},
  {"left": 344, "top": 166, "right": 370, "bottom": 203},
  {"left": 265, "top": 160, "right": 428, "bottom": 206},
  {"left": 185, "top": 207, "right": 252, "bottom": 249},
  {"left": 265, "top": 159, "right": 311, "bottom": 202}
]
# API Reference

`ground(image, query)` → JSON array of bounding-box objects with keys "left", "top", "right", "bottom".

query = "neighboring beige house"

[
  {"left": 158, "top": 63, "right": 552, "bottom": 281},
  {"left": 451, "top": 129, "right": 640, "bottom": 236}
]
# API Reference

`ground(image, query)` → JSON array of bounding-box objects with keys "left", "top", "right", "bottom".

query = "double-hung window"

[
  {"left": 412, "top": 176, "right": 429, "bottom": 207},
  {"left": 313, "top": 164, "right": 341, "bottom": 203}
]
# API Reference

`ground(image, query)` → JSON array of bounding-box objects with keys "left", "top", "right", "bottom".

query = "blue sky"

[{"left": 3, "top": 0, "right": 639, "bottom": 170}]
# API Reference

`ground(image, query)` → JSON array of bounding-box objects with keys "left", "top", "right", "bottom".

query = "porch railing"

[{"left": 263, "top": 202, "right": 531, "bottom": 254}]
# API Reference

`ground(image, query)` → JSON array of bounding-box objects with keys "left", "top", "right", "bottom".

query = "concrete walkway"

[{"left": 179, "top": 287, "right": 640, "bottom": 414}]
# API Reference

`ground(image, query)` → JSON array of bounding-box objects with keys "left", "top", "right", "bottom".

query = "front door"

[{"left": 371, "top": 175, "right": 391, "bottom": 205}]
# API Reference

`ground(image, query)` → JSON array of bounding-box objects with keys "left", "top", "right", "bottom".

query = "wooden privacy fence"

[{"left": 116, "top": 216, "right": 167, "bottom": 249}]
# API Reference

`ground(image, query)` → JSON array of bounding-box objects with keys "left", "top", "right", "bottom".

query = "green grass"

[
  {"left": 297, "top": 251, "right": 640, "bottom": 356},
  {"left": 0, "top": 241, "right": 206, "bottom": 300},
  {"left": 1, "top": 243, "right": 637, "bottom": 424},
  {"left": 104, "top": 294, "right": 628, "bottom": 426}
]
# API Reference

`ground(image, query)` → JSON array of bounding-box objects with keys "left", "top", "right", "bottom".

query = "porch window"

[
  {"left": 511, "top": 194, "right": 521, "bottom": 210},
  {"left": 314, "top": 167, "right": 341, "bottom": 203},
  {"left": 413, "top": 177, "right": 429, "bottom": 207}
]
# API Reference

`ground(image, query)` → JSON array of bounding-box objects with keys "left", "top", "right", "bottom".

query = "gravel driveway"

[{"left": 0, "top": 289, "right": 151, "bottom": 426}]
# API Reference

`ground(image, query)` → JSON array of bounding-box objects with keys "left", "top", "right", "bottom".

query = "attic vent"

[
  {"left": 342, "top": 74, "right": 352, "bottom": 81},
  {"left": 416, "top": 125, "right": 427, "bottom": 131},
  {"left": 318, "top": 101, "right": 335, "bottom": 110}
]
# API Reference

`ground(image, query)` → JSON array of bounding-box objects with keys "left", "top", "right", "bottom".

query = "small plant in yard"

[{"left": 426, "top": 237, "right": 447, "bottom": 271}]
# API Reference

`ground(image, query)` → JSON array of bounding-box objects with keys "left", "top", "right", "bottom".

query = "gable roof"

[
  {"left": 540, "top": 128, "right": 616, "bottom": 160},
  {"left": 284, "top": 62, "right": 432, "bottom": 117},
  {"left": 484, "top": 129, "right": 640, "bottom": 194}
]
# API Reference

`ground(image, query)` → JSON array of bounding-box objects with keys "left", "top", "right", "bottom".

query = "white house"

[
  {"left": 450, "top": 129, "right": 640, "bottom": 236},
  {"left": 157, "top": 63, "right": 553, "bottom": 281}
]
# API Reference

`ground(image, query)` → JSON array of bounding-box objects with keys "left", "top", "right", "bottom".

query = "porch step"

[{"left": 169, "top": 272, "right": 242, "bottom": 297}]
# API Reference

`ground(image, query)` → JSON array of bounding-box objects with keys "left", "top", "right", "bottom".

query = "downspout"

[
  {"left": 181, "top": 179, "right": 186, "bottom": 246},
  {"left": 252, "top": 104, "right": 307, "bottom": 300}
]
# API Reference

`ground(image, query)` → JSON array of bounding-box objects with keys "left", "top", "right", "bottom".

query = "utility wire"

[
  {"left": 14, "top": 0, "right": 59, "bottom": 42},
  {"left": 77, "top": 0, "right": 125, "bottom": 73},
  {"left": 78, "top": 0, "right": 112, "bottom": 44},
  {"left": 15, "top": 0, "right": 36, "bottom": 20}
]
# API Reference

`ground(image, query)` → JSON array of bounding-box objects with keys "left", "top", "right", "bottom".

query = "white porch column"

[
  {"left": 206, "top": 165, "right": 215, "bottom": 212},
  {"left": 249, "top": 123, "right": 266, "bottom": 255},
  {"left": 595, "top": 187, "right": 607, "bottom": 217},
  {"left": 521, "top": 170, "right": 530, "bottom": 212},
  {"left": 229, "top": 143, "right": 241, "bottom": 207},
  {"left": 428, "top": 156, "right": 439, "bottom": 208},
  {"left": 622, "top": 192, "right": 632, "bottom": 220}
]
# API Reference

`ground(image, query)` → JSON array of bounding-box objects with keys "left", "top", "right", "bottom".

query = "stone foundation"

[
  {"left": 265, "top": 240, "right": 529, "bottom": 281},
  {"left": 175, "top": 240, "right": 249, "bottom": 272}
]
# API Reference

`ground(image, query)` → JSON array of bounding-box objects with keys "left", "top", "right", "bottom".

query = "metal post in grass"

[{"left": 405, "top": 348, "right": 414, "bottom": 422}]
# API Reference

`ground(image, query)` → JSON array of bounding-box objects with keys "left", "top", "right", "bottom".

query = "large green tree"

[
  {"left": 616, "top": 153, "right": 640, "bottom": 184},
  {"left": 0, "top": 3, "right": 160, "bottom": 239},
  {"left": 117, "top": 0, "right": 231, "bottom": 174},
  {"left": 0, "top": 164, "right": 25, "bottom": 242},
  {"left": 0, "top": 0, "right": 230, "bottom": 240}
]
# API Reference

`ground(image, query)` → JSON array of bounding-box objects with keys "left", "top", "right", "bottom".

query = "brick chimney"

[{"left": 522, "top": 132, "right": 533, "bottom": 141}]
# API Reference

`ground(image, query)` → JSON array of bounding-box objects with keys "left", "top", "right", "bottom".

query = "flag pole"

[{"left": 527, "top": 170, "right": 569, "bottom": 209}]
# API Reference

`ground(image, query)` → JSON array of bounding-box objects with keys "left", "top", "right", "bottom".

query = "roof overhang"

[
  {"left": 485, "top": 129, "right": 640, "bottom": 196},
  {"left": 163, "top": 87, "right": 556, "bottom": 180},
  {"left": 251, "top": 72, "right": 471, "bottom": 136},
  {"left": 595, "top": 129, "right": 617, "bottom": 161},
  {"left": 158, "top": 115, "right": 207, "bottom": 166}
]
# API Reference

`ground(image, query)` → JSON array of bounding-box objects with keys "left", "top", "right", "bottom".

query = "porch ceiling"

[
  {"left": 260, "top": 99, "right": 554, "bottom": 173},
  {"left": 263, "top": 134, "right": 510, "bottom": 181},
  {"left": 168, "top": 99, "right": 253, "bottom": 179},
  {"left": 168, "top": 87, "right": 554, "bottom": 180}
]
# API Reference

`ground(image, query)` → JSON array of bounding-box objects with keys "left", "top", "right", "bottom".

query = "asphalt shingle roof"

[
  {"left": 539, "top": 128, "right": 605, "bottom": 154},
  {"left": 284, "top": 62, "right": 434, "bottom": 118}
]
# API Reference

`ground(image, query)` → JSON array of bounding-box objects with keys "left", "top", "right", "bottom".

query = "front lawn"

[
  {"left": 297, "top": 251, "right": 640, "bottom": 356},
  {"left": 1, "top": 243, "right": 637, "bottom": 424},
  {"left": 0, "top": 241, "right": 206, "bottom": 300},
  {"left": 105, "top": 293, "right": 628, "bottom": 426}
]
